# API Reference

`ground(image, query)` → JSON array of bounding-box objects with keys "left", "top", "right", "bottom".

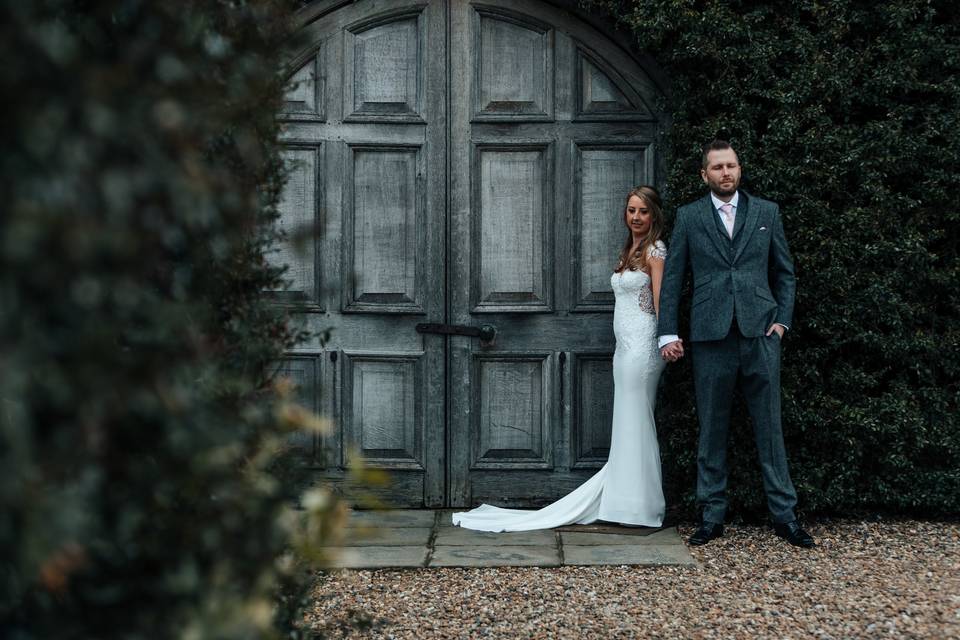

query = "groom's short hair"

[{"left": 701, "top": 139, "right": 739, "bottom": 168}]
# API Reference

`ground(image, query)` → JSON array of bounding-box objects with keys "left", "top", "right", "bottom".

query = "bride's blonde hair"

[{"left": 614, "top": 185, "right": 664, "bottom": 273}]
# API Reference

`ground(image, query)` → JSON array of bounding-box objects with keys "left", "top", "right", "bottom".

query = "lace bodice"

[
  {"left": 610, "top": 241, "right": 666, "bottom": 353},
  {"left": 612, "top": 241, "right": 666, "bottom": 314}
]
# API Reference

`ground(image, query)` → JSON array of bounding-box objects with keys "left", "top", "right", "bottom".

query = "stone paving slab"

[
  {"left": 327, "top": 545, "right": 428, "bottom": 569},
  {"left": 341, "top": 527, "right": 433, "bottom": 547},
  {"left": 346, "top": 509, "right": 436, "bottom": 528},
  {"left": 328, "top": 511, "right": 695, "bottom": 569},
  {"left": 562, "top": 544, "right": 696, "bottom": 566},
  {"left": 434, "top": 526, "right": 556, "bottom": 547},
  {"left": 430, "top": 545, "right": 561, "bottom": 568},
  {"left": 560, "top": 527, "right": 683, "bottom": 546},
  {"left": 555, "top": 522, "right": 671, "bottom": 536}
]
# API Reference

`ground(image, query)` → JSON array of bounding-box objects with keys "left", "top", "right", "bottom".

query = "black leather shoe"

[
  {"left": 688, "top": 522, "right": 724, "bottom": 546},
  {"left": 774, "top": 521, "right": 816, "bottom": 548}
]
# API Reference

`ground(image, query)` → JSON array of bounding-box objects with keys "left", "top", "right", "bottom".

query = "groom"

[{"left": 658, "top": 138, "right": 814, "bottom": 548}]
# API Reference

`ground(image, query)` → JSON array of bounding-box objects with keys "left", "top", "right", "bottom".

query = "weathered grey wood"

[
  {"left": 343, "top": 351, "right": 423, "bottom": 469},
  {"left": 573, "top": 352, "right": 614, "bottom": 468},
  {"left": 472, "top": 143, "right": 553, "bottom": 312},
  {"left": 472, "top": 352, "right": 554, "bottom": 469},
  {"left": 574, "top": 48, "right": 655, "bottom": 121},
  {"left": 280, "top": 0, "right": 665, "bottom": 507},
  {"left": 321, "top": 468, "right": 429, "bottom": 508},
  {"left": 280, "top": 120, "right": 656, "bottom": 145},
  {"left": 283, "top": 49, "right": 325, "bottom": 120},
  {"left": 270, "top": 145, "right": 323, "bottom": 309},
  {"left": 472, "top": 8, "right": 554, "bottom": 121},
  {"left": 342, "top": 144, "right": 425, "bottom": 313},
  {"left": 275, "top": 354, "right": 323, "bottom": 467},
  {"left": 572, "top": 144, "right": 652, "bottom": 311},
  {"left": 449, "top": 0, "right": 666, "bottom": 511},
  {"left": 467, "top": 470, "right": 607, "bottom": 507},
  {"left": 343, "top": 9, "right": 425, "bottom": 122},
  {"left": 321, "top": 348, "right": 341, "bottom": 469},
  {"left": 276, "top": 0, "right": 447, "bottom": 508}
]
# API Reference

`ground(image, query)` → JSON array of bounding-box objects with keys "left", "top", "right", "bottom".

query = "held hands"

[{"left": 660, "top": 339, "right": 684, "bottom": 362}]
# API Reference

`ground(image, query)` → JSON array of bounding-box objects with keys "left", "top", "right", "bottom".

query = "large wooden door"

[{"left": 277, "top": 0, "right": 663, "bottom": 507}]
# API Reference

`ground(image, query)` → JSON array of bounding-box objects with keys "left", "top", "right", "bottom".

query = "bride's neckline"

[{"left": 615, "top": 268, "right": 651, "bottom": 277}]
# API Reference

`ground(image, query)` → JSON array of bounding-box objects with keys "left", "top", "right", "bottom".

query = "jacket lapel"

[
  {"left": 697, "top": 195, "right": 731, "bottom": 264},
  {"left": 732, "top": 191, "right": 760, "bottom": 263}
]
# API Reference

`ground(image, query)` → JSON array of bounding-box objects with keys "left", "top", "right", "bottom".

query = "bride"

[{"left": 453, "top": 185, "right": 670, "bottom": 532}]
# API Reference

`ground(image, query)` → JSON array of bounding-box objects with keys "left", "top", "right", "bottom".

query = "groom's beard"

[{"left": 708, "top": 177, "right": 739, "bottom": 198}]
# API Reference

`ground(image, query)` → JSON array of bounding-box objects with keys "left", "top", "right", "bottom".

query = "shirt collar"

[{"left": 710, "top": 190, "right": 739, "bottom": 212}]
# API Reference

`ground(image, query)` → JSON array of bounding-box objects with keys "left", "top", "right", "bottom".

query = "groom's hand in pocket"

[{"left": 766, "top": 323, "right": 786, "bottom": 338}]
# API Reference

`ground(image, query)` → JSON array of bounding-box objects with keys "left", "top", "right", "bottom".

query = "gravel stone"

[{"left": 304, "top": 519, "right": 960, "bottom": 639}]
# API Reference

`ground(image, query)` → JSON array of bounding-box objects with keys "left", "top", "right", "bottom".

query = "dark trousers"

[{"left": 690, "top": 320, "right": 798, "bottom": 524}]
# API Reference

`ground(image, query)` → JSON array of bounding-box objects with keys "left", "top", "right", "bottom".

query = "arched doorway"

[{"left": 276, "top": 0, "right": 666, "bottom": 507}]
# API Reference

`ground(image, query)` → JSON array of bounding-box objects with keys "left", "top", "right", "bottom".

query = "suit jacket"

[{"left": 658, "top": 191, "right": 796, "bottom": 342}]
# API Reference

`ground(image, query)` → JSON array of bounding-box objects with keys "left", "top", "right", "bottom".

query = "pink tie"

[{"left": 720, "top": 203, "right": 735, "bottom": 238}]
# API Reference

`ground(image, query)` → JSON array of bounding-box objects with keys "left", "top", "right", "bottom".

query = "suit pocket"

[
  {"left": 755, "top": 286, "right": 776, "bottom": 303},
  {"left": 694, "top": 273, "right": 713, "bottom": 290},
  {"left": 693, "top": 286, "right": 712, "bottom": 307}
]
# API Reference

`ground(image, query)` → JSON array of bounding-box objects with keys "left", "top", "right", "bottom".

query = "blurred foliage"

[
  {"left": 584, "top": 0, "right": 960, "bottom": 519},
  {"left": 0, "top": 0, "right": 349, "bottom": 637}
]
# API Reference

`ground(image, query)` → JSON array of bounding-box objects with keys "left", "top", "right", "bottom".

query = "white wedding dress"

[{"left": 452, "top": 241, "right": 668, "bottom": 531}]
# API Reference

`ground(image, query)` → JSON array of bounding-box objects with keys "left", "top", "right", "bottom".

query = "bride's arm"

[{"left": 650, "top": 254, "right": 666, "bottom": 318}]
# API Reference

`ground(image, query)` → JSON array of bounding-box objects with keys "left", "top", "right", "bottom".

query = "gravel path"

[{"left": 305, "top": 519, "right": 960, "bottom": 639}]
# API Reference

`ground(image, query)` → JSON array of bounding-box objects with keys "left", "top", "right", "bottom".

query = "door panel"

[
  {"left": 283, "top": 45, "right": 324, "bottom": 121},
  {"left": 272, "top": 144, "right": 323, "bottom": 308},
  {"left": 343, "top": 351, "right": 424, "bottom": 468},
  {"left": 473, "top": 9, "right": 553, "bottom": 120},
  {"left": 575, "top": 48, "right": 654, "bottom": 120},
  {"left": 473, "top": 353, "right": 555, "bottom": 468},
  {"left": 573, "top": 143, "right": 654, "bottom": 311},
  {"left": 473, "top": 143, "right": 553, "bottom": 311},
  {"left": 343, "top": 144, "right": 425, "bottom": 312},
  {"left": 343, "top": 11, "right": 425, "bottom": 121},
  {"left": 572, "top": 352, "right": 615, "bottom": 469}
]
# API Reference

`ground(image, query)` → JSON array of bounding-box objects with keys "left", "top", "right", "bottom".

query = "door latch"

[{"left": 416, "top": 323, "right": 497, "bottom": 346}]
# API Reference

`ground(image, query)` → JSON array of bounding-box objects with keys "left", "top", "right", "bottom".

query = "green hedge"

[
  {"left": 584, "top": 0, "right": 960, "bottom": 518},
  {"left": 0, "top": 1, "right": 338, "bottom": 637}
]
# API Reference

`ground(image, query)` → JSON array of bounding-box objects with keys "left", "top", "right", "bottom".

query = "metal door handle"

[{"left": 416, "top": 323, "right": 497, "bottom": 345}]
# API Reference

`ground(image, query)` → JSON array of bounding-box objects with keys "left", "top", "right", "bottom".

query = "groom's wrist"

[{"left": 658, "top": 335, "right": 680, "bottom": 349}]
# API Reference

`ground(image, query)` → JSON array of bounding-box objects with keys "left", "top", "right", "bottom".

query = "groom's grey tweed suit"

[{"left": 658, "top": 191, "right": 799, "bottom": 524}]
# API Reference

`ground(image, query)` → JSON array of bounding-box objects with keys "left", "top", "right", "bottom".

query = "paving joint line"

[{"left": 422, "top": 509, "right": 441, "bottom": 568}]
